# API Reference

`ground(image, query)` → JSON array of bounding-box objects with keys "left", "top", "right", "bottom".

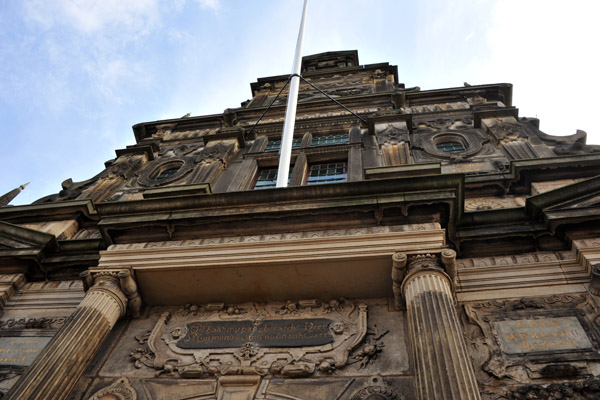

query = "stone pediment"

[
  {"left": 0, "top": 221, "right": 57, "bottom": 253},
  {"left": 527, "top": 175, "right": 600, "bottom": 215},
  {"left": 525, "top": 175, "right": 600, "bottom": 234},
  {"left": 0, "top": 221, "right": 59, "bottom": 276},
  {"left": 546, "top": 192, "right": 600, "bottom": 210}
]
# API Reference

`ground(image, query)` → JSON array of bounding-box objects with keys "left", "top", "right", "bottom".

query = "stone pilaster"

[
  {"left": 393, "top": 251, "right": 480, "bottom": 400},
  {"left": 5, "top": 272, "right": 129, "bottom": 400}
]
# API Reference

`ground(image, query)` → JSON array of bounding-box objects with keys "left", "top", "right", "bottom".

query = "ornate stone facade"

[{"left": 1, "top": 50, "right": 600, "bottom": 399}]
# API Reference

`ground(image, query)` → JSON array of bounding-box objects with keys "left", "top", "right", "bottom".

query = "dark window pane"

[
  {"left": 254, "top": 168, "right": 292, "bottom": 190},
  {"left": 436, "top": 142, "right": 465, "bottom": 153},
  {"left": 311, "top": 134, "right": 349, "bottom": 147},
  {"left": 306, "top": 162, "right": 347, "bottom": 185},
  {"left": 156, "top": 167, "right": 179, "bottom": 180},
  {"left": 265, "top": 138, "right": 302, "bottom": 152}
]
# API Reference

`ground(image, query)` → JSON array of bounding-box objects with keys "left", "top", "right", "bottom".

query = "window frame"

[
  {"left": 304, "top": 161, "right": 348, "bottom": 185},
  {"left": 252, "top": 167, "right": 292, "bottom": 190}
]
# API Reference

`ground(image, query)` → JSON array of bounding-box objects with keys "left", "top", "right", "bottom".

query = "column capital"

[
  {"left": 391, "top": 249, "right": 457, "bottom": 310},
  {"left": 80, "top": 268, "right": 142, "bottom": 319},
  {"left": 6, "top": 270, "right": 131, "bottom": 400}
]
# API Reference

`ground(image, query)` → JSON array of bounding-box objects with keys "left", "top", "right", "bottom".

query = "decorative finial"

[{"left": 0, "top": 182, "right": 30, "bottom": 207}]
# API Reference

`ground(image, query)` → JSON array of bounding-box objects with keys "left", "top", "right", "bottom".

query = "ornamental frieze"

[{"left": 130, "top": 299, "right": 367, "bottom": 378}]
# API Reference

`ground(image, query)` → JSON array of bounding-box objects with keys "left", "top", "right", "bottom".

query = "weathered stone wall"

[
  {"left": 70, "top": 298, "right": 414, "bottom": 400},
  {"left": 462, "top": 293, "right": 600, "bottom": 400}
]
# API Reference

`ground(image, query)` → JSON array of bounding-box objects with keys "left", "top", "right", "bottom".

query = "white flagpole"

[{"left": 276, "top": 0, "right": 309, "bottom": 188}]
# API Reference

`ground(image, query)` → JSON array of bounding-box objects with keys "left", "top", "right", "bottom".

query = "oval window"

[
  {"left": 156, "top": 167, "right": 180, "bottom": 181},
  {"left": 436, "top": 141, "right": 465, "bottom": 153}
]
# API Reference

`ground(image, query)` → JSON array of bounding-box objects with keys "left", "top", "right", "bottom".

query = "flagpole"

[{"left": 276, "top": 0, "right": 308, "bottom": 188}]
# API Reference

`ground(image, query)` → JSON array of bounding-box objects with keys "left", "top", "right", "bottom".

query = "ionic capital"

[
  {"left": 80, "top": 268, "right": 142, "bottom": 319},
  {"left": 391, "top": 249, "right": 457, "bottom": 310}
]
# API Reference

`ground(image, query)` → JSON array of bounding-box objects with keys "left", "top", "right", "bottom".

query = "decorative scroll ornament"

[
  {"left": 350, "top": 376, "right": 402, "bottom": 400},
  {"left": 131, "top": 299, "right": 367, "bottom": 378},
  {"left": 88, "top": 378, "right": 137, "bottom": 400},
  {"left": 0, "top": 317, "right": 66, "bottom": 330}
]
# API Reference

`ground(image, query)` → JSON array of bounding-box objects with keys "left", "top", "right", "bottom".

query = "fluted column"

[
  {"left": 393, "top": 251, "right": 480, "bottom": 400},
  {"left": 5, "top": 272, "right": 129, "bottom": 400}
]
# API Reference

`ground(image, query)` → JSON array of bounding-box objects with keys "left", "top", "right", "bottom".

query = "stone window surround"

[
  {"left": 304, "top": 161, "right": 348, "bottom": 185},
  {"left": 241, "top": 134, "right": 361, "bottom": 189},
  {"left": 136, "top": 158, "right": 195, "bottom": 187},
  {"left": 417, "top": 129, "right": 484, "bottom": 160}
]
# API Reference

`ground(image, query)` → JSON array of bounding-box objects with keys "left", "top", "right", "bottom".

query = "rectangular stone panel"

[
  {"left": 494, "top": 316, "right": 593, "bottom": 355},
  {"left": 0, "top": 336, "right": 51, "bottom": 366},
  {"left": 177, "top": 318, "right": 333, "bottom": 349}
]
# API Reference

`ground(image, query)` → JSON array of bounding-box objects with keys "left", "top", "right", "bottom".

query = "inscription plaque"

[
  {"left": 177, "top": 318, "right": 333, "bottom": 349},
  {"left": 494, "top": 317, "right": 593, "bottom": 355},
  {"left": 0, "top": 336, "right": 51, "bottom": 366}
]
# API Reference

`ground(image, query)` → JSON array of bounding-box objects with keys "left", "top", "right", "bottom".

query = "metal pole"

[{"left": 276, "top": 0, "right": 308, "bottom": 188}]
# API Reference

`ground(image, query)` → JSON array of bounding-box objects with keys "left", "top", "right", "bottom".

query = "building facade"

[{"left": 1, "top": 50, "right": 600, "bottom": 399}]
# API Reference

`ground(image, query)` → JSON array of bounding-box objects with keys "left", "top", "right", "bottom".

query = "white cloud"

[
  {"left": 23, "top": 0, "right": 161, "bottom": 36},
  {"left": 13, "top": 0, "right": 164, "bottom": 114},
  {"left": 194, "top": 0, "right": 220, "bottom": 10}
]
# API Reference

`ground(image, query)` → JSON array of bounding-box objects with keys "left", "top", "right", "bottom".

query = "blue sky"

[{"left": 1, "top": 0, "right": 599, "bottom": 205}]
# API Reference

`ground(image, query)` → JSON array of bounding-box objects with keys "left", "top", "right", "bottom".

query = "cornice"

[
  {"left": 97, "top": 223, "right": 446, "bottom": 305},
  {"left": 456, "top": 237, "right": 600, "bottom": 301},
  {"left": 0, "top": 200, "right": 97, "bottom": 224},
  {"left": 94, "top": 174, "right": 464, "bottom": 245},
  {"left": 131, "top": 84, "right": 513, "bottom": 143}
]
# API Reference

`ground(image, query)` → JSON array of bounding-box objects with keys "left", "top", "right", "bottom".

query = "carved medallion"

[
  {"left": 131, "top": 299, "right": 367, "bottom": 378},
  {"left": 88, "top": 378, "right": 137, "bottom": 400},
  {"left": 350, "top": 376, "right": 402, "bottom": 400}
]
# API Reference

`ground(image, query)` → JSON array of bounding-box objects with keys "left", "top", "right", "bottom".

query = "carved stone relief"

[
  {"left": 88, "top": 378, "right": 137, "bottom": 400},
  {"left": 135, "top": 157, "right": 196, "bottom": 187},
  {"left": 157, "top": 143, "right": 204, "bottom": 158},
  {"left": 130, "top": 299, "right": 368, "bottom": 379},
  {"left": 501, "top": 379, "right": 600, "bottom": 400},
  {"left": 455, "top": 250, "right": 575, "bottom": 270},
  {"left": 412, "top": 129, "right": 484, "bottom": 161},
  {"left": 159, "top": 128, "right": 218, "bottom": 141},
  {"left": 404, "top": 101, "right": 470, "bottom": 114},
  {"left": 0, "top": 317, "right": 66, "bottom": 330},
  {"left": 461, "top": 294, "right": 600, "bottom": 399},
  {"left": 133, "top": 140, "right": 236, "bottom": 188},
  {"left": 465, "top": 196, "right": 526, "bottom": 211},
  {"left": 105, "top": 155, "right": 147, "bottom": 181},
  {"left": 484, "top": 119, "right": 527, "bottom": 144},
  {"left": 374, "top": 122, "right": 409, "bottom": 145},
  {"left": 349, "top": 376, "right": 402, "bottom": 400},
  {"left": 108, "top": 223, "right": 440, "bottom": 251},
  {"left": 195, "top": 142, "right": 235, "bottom": 165},
  {"left": 349, "top": 325, "right": 389, "bottom": 370}
]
